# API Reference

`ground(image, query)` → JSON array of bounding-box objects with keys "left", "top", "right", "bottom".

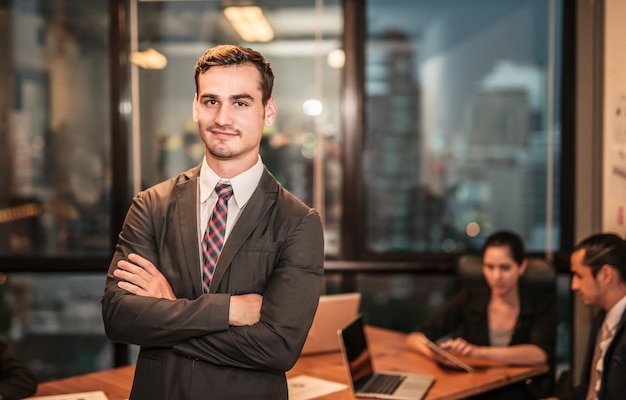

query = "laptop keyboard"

[{"left": 363, "top": 373, "right": 406, "bottom": 394}]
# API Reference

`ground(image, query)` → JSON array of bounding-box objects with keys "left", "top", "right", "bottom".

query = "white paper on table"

[
  {"left": 25, "top": 390, "right": 109, "bottom": 400},
  {"left": 288, "top": 375, "right": 347, "bottom": 400}
]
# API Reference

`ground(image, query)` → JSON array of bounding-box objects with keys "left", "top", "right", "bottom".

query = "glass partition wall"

[{"left": 0, "top": 0, "right": 112, "bottom": 382}]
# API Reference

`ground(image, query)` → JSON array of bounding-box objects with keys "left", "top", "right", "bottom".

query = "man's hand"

[
  {"left": 114, "top": 253, "right": 177, "bottom": 300},
  {"left": 229, "top": 294, "right": 263, "bottom": 326}
]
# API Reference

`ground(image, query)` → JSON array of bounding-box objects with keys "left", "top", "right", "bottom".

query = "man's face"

[
  {"left": 570, "top": 249, "right": 603, "bottom": 307},
  {"left": 193, "top": 64, "right": 276, "bottom": 169}
]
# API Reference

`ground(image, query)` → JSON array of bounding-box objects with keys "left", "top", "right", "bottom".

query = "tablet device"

[{"left": 419, "top": 335, "right": 473, "bottom": 372}]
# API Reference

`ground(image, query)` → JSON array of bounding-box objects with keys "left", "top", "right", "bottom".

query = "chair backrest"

[{"left": 457, "top": 254, "right": 556, "bottom": 293}]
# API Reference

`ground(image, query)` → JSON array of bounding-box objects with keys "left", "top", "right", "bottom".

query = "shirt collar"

[
  {"left": 605, "top": 294, "right": 626, "bottom": 332},
  {"left": 200, "top": 155, "right": 264, "bottom": 207}
]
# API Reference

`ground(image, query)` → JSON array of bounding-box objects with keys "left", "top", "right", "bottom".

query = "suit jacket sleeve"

[
  {"left": 0, "top": 340, "right": 37, "bottom": 400},
  {"left": 101, "top": 173, "right": 233, "bottom": 348},
  {"left": 522, "top": 287, "right": 557, "bottom": 362},
  {"left": 173, "top": 206, "right": 325, "bottom": 372}
]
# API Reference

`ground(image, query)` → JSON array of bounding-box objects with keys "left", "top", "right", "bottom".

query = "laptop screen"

[{"left": 339, "top": 315, "right": 375, "bottom": 391}]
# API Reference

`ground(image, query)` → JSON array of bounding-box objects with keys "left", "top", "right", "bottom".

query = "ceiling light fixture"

[
  {"left": 224, "top": 6, "right": 274, "bottom": 42},
  {"left": 129, "top": 48, "right": 168, "bottom": 69}
]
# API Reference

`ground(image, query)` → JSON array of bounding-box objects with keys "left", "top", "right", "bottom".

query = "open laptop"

[
  {"left": 301, "top": 292, "right": 361, "bottom": 355},
  {"left": 337, "top": 315, "right": 435, "bottom": 400}
]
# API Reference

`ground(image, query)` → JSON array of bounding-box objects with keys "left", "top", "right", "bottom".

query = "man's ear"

[
  {"left": 598, "top": 264, "right": 615, "bottom": 285},
  {"left": 264, "top": 97, "right": 277, "bottom": 126}
]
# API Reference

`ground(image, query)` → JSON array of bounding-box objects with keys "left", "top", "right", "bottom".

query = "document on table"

[
  {"left": 26, "top": 391, "right": 109, "bottom": 400},
  {"left": 288, "top": 375, "right": 347, "bottom": 400}
]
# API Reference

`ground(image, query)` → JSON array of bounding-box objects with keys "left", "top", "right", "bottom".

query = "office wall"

[{"left": 602, "top": 0, "right": 626, "bottom": 235}]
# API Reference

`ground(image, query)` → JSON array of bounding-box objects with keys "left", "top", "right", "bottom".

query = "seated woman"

[{"left": 406, "top": 230, "right": 556, "bottom": 399}]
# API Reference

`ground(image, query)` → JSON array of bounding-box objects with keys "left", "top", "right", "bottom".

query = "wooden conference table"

[{"left": 34, "top": 326, "right": 548, "bottom": 400}]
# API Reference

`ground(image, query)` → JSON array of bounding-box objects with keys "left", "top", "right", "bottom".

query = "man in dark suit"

[
  {"left": 0, "top": 338, "right": 37, "bottom": 400},
  {"left": 101, "top": 45, "right": 324, "bottom": 399},
  {"left": 557, "top": 233, "right": 626, "bottom": 400}
]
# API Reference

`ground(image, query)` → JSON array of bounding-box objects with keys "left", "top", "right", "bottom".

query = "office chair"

[{"left": 456, "top": 254, "right": 556, "bottom": 294}]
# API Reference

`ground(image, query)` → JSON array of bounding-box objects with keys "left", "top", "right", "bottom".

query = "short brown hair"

[{"left": 194, "top": 44, "right": 274, "bottom": 105}]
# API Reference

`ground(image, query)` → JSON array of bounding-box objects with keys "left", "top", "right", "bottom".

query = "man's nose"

[{"left": 215, "top": 105, "right": 232, "bottom": 126}]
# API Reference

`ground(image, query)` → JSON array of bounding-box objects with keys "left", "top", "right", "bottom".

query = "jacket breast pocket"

[{"left": 225, "top": 239, "right": 283, "bottom": 292}]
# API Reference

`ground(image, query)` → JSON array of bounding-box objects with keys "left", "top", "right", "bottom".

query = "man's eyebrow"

[
  {"left": 198, "top": 93, "right": 256, "bottom": 102},
  {"left": 231, "top": 94, "right": 255, "bottom": 102}
]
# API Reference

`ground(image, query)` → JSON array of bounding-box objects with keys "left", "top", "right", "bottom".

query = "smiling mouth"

[{"left": 210, "top": 130, "right": 240, "bottom": 140}]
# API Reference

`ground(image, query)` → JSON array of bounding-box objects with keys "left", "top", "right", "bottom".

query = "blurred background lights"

[
  {"left": 327, "top": 49, "right": 345, "bottom": 69},
  {"left": 465, "top": 222, "right": 481, "bottom": 237},
  {"left": 303, "top": 99, "right": 323, "bottom": 116}
]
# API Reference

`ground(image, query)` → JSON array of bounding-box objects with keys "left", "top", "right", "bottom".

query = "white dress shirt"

[{"left": 197, "top": 155, "right": 264, "bottom": 268}]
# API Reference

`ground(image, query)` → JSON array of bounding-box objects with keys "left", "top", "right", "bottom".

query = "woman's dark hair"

[
  {"left": 481, "top": 230, "right": 526, "bottom": 265},
  {"left": 573, "top": 233, "right": 626, "bottom": 280},
  {"left": 194, "top": 44, "right": 274, "bottom": 105}
]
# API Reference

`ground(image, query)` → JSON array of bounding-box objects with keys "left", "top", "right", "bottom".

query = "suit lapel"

[
  {"left": 175, "top": 167, "right": 203, "bottom": 298},
  {"left": 209, "top": 169, "right": 278, "bottom": 292},
  {"left": 606, "top": 308, "right": 626, "bottom": 364}
]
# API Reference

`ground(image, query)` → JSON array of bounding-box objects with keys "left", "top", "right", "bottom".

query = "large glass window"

[
  {"left": 1, "top": 1, "right": 111, "bottom": 258},
  {"left": 363, "top": 0, "right": 562, "bottom": 254},
  {"left": 0, "top": 273, "right": 109, "bottom": 381},
  {"left": 0, "top": 0, "right": 111, "bottom": 381}
]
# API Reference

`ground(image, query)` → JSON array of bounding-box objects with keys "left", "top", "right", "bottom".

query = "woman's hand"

[{"left": 439, "top": 337, "right": 479, "bottom": 358}]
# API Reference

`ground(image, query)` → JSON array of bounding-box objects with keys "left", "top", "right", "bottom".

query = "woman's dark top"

[{"left": 418, "top": 284, "right": 557, "bottom": 399}]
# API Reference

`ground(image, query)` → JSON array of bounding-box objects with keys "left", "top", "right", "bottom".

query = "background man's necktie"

[
  {"left": 586, "top": 321, "right": 611, "bottom": 400},
  {"left": 202, "top": 183, "right": 233, "bottom": 293}
]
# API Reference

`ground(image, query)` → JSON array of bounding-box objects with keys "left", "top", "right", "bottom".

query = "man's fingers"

[
  {"left": 128, "top": 253, "right": 160, "bottom": 276},
  {"left": 118, "top": 280, "right": 145, "bottom": 296},
  {"left": 114, "top": 268, "right": 148, "bottom": 289},
  {"left": 116, "top": 261, "right": 150, "bottom": 284}
]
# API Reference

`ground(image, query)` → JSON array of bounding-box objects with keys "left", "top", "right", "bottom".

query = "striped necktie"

[{"left": 201, "top": 183, "right": 233, "bottom": 293}]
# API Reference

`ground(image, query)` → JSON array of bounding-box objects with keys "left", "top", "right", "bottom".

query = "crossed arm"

[{"left": 113, "top": 253, "right": 262, "bottom": 326}]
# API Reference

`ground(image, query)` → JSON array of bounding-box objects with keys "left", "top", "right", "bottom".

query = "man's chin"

[{"left": 209, "top": 148, "right": 235, "bottom": 159}]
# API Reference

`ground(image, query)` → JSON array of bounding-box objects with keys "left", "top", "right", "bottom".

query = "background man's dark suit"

[
  {"left": 561, "top": 308, "right": 626, "bottom": 399},
  {"left": 101, "top": 165, "right": 324, "bottom": 399}
]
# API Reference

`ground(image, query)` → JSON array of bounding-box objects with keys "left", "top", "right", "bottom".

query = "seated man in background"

[
  {"left": 554, "top": 233, "right": 626, "bottom": 400},
  {"left": 0, "top": 338, "right": 37, "bottom": 400},
  {"left": 406, "top": 230, "right": 556, "bottom": 399}
]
